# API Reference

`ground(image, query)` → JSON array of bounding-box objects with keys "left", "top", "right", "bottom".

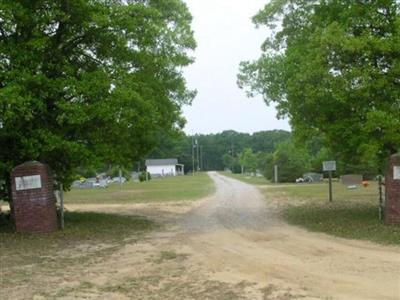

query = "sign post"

[
  {"left": 274, "top": 165, "right": 278, "bottom": 184},
  {"left": 323, "top": 161, "right": 336, "bottom": 202},
  {"left": 378, "top": 175, "right": 384, "bottom": 221}
]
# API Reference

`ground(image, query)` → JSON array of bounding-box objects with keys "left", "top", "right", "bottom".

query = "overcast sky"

[{"left": 182, "top": 0, "right": 291, "bottom": 135}]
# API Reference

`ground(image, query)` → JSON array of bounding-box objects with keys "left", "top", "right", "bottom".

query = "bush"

[
  {"left": 263, "top": 141, "right": 311, "bottom": 182},
  {"left": 139, "top": 171, "right": 151, "bottom": 182}
]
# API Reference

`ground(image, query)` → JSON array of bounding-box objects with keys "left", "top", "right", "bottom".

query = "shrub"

[{"left": 139, "top": 171, "right": 151, "bottom": 182}]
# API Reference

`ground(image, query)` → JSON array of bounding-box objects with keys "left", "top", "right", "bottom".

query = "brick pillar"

[
  {"left": 385, "top": 154, "right": 400, "bottom": 225},
  {"left": 11, "top": 161, "right": 58, "bottom": 233}
]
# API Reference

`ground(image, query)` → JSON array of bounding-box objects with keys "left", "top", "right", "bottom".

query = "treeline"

[
  {"left": 150, "top": 130, "right": 382, "bottom": 182},
  {"left": 150, "top": 130, "right": 291, "bottom": 172},
  {"left": 72, "top": 128, "right": 382, "bottom": 183}
]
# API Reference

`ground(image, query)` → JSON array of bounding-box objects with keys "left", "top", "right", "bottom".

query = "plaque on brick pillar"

[
  {"left": 384, "top": 154, "right": 400, "bottom": 225},
  {"left": 11, "top": 161, "right": 58, "bottom": 233}
]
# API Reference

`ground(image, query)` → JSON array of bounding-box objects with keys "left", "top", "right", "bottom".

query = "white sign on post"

[
  {"left": 394, "top": 166, "right": 400, "bottom": 180},
  {"left": 15, "top": 175, "right": 42, "bottom": 191},
  {"left": 323, "top": 161, "right": 336, "bottom": 172}
]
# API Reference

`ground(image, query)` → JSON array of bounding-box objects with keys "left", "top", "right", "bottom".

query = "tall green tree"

[
  {"left": 238, "top": 0, "right": 400, "bottom": 169},
  {"left": 269, "top": 141, "right": 311, "bottom": 182},
  {"left": 0, "top": 0, "right": 196, "bottom": 201},
  {"left": 222, "top": 153, "right": 240, "bottom": 173},
  {"left": 238, "top": 148, "right": 258, "bottom": 174},
  {"left": 250, "top": 130, "right": 291, "bottom": 153}
]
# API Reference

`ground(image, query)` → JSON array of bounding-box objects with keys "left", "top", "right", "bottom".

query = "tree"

[
  {"left": 0, "top": 0, "right": 196, "bottom": 202},
  {"left": 250, "top": 130, "right": 291, "bottom": 153},
  {"left": 259, "top": 152, "right": 274, "bottom": 180},
  {"left": 269, "top": 141, "right": 311, "bottom": 182},
  {"left": 149, "top": 129, "right": 293, "bottom": 172},
  {"left": 238, "top": 0, "right": 400, "bottom": 170},
  {"left": 222, "top": 153, "right": 241, "bottom": 173},
  {"left": 238, "top": 148, "right": 258, "bottom": 174}
]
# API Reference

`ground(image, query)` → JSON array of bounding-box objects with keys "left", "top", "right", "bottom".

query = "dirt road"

[
  {"left": 6, "top": 172, "right": 400, "bottom": 299},
  {"left": 174, "top": 172, "right": 400, "bottom": 299}
]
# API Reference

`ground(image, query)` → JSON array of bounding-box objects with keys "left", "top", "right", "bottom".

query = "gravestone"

[
  {"left": 340, "top": 174, "right": 363, "bottom": 186},
  {"left": 385, "top": 154, "right": 400, "bottom": 225},
  {"left": 303, "top": 172, "right": 323, "bottom": 182},
  {"left": 11, "top": 161, "right": 58, "bottom": 233}
]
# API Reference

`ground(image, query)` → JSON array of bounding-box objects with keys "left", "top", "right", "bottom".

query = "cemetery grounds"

[{"left": 0, "top": 172, "right": 399, "bottom": 299}]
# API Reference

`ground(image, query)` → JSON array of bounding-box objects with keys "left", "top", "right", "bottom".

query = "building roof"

[{"left": 145, "top": 158, "right": 178, "bottom": 166}]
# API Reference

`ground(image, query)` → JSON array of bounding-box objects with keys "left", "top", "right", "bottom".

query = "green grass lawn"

[
  {"left": 65, "top": 172, "right": 215, "bottom": 204},
  {"left": 265, "top": 182, "right": 400, "bottom": 245},
  {"left": 219, "top": 172, "right": 270, "bottom": 185}
]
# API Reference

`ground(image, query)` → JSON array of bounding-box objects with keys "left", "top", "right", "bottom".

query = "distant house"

[{"left": 145, "top": 158, "right": 184, "bottom": 177}]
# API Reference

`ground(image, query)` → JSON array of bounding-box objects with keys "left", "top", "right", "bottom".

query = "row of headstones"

[
  {"left": 301, "top": 173, "right": 367, "bottom": 185},
  {"left": 8, "top": 155, "right": 400, "bottom": 233}
]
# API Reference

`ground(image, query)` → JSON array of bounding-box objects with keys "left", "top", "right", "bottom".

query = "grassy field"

[
  {"left": 274, "top": 182, "right": 400, "bottom": 245},
  {"left": 222, "top": 173, "right": 400, "bottom": 245},
  {"left": 220, "top": 172, "right": 270, "bottom": 185},
  {"left": 64, "top": 173, "right": 215, "bottom": 204}
]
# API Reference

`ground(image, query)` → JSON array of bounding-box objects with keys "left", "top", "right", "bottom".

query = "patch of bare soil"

[{"left": 3, "top": 172, "right": 400, "bottom": 300}]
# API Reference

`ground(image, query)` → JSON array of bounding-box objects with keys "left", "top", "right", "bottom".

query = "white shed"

[{"left": 145, "top": 159, "right": 184, "bottom": 177}]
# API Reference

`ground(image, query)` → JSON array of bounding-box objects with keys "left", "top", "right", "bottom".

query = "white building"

[{"left": 145, "top": 159, "right": 184, "bottom": 177}]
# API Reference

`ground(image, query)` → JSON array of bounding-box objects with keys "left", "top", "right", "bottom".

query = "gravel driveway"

[{"left": 182, "top": 172, "right": 277, "bottom": 232}]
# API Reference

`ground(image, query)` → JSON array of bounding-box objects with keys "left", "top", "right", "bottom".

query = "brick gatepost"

[
  {"left": 11, "top": 161, "right": 58, "bottom": 233},
  {"left": 385, "top": 153, "right": 400, "bottom": 225}
]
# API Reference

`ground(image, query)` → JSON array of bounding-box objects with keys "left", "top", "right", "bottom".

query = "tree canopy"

[
  {"left": 238, "top": 148, "right": 258, "bottom": 173},
  {"left": 0, "top": 0, "right": 196, "bottom": 200},
  {"left": 149, "top": 129, "right": 292, "bottom": 172},
  {"left": 238, "top": 0, "right": 400, "bottom": 169}
]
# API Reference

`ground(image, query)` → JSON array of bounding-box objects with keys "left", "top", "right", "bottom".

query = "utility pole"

[
  {"left": 200, "top": 145, "right": 203, "bottom": 170},
  {"left": 196, "top": 140, "right": 200, "bottom": 171},
  {"left": 274, "top": 165, "right": 278, "bottom": 184},
  {"left": 192, "top": 137, "right": 195, "bottom": 176}
]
